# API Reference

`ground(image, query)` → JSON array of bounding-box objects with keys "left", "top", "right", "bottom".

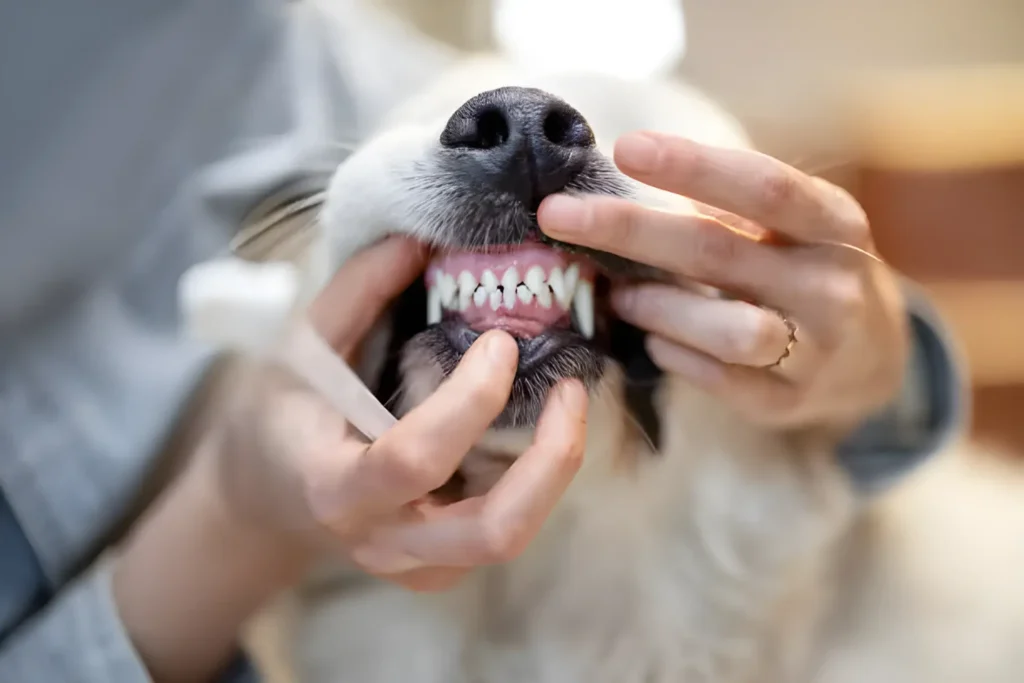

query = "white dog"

[{"left": 240, "top": 5, "right": 1024, "bottom": 683}]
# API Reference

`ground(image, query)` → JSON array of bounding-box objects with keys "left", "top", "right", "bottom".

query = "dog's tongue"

[{"left": 426, "top": 243, "right": 596, "bottom": 338}]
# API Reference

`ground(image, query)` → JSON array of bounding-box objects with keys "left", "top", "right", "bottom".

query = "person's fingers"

[
  {"left": 538, "top": 194, "right": 867, "bottom": 331},
  {"left": 351, "top": 380, "right": 588, "bottom": 570},
  {"left": 305, "top": 330, "right": 520, "bottom": 523},
  {"left": 309, "top": 236, "right": 428, "bottom": 358},
  {"left": 377, "top": 567, "right": 469, "bottom": 593},
  {"left": 611, "top": 130, "right": 871, "bottom": 247},
  {"left": 643, "top": 335, "right": 807, "bottom": 426},
  {"left": 611, "top": 284, "right": 793, "bottom": 368}
]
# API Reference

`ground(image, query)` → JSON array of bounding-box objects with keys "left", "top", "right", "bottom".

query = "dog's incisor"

[{"left": 242, "top": 57, "right": 1024, "bottom": 683}]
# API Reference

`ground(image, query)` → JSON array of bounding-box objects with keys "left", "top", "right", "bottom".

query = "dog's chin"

[{"left": 401, "top": 319, "right": 606, "bottom": 429}]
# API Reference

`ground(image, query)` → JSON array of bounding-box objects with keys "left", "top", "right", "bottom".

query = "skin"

[
  {"left": 538, "top": 130, "right": 910, "bottom": 431},
  {"left": 113, "top": 236, "right": 588, "bottom": 683}
]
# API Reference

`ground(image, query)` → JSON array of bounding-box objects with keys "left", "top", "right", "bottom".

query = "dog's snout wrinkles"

[{"left": 440, "top": 86, "right": 595, "bottom": 210}]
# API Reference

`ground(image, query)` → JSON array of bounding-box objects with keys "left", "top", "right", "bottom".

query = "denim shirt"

[{"left": 0, "top": 1, "right": 964, "bottom": 681}]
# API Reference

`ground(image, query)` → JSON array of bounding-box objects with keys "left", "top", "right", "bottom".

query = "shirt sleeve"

[
  {"left": 0, "top": 556, "right": 262, "bottom": 683},
  {"left": 835, "top": 281, "right": 968, "bottom": 495}
]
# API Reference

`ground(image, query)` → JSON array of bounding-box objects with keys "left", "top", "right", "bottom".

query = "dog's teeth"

[
  {"left": 439, "top": 274, "right": 457, "bottom": 308},
  {"left": 573, "top": 280, "right": 594, "bottom": 339},
  {"left": 501, "top": 267, "right": 520, "bottom": 292},
  {"left": 534, "top": 284, "right": 552, "bottom": 309},
  {"left": 481, "top": 269, "right": 499, "bottom": 292},
  {"left": 427, "top": 287, "right": 442, "bottom": 325},
  {"left": 548, "top": 267, "right": 570, "bottom": 308},
  {"left": 473, "top": 286, "right": 487, "bottom": 308},
  {"left": 516, "top": 284, "right": 533, "bottom": 304},
  {"left": 457, "top": 271, "right": 476, "bottom": 310},
  {"left": 503, "top": 282, "right": 517, "bottom": 309},
  {"left": 524, "top": 266, "right": 545, "bottom": 295},
  {"left": 564, "top": 263, "right": 580, "bottom": 298},
  {"left": 489, "top": 290, "right": 502, "bottom": 311}
]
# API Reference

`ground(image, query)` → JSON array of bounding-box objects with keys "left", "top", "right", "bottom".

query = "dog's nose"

[{"left": 440, "top": 86, "right": 595, "bottom": 210}]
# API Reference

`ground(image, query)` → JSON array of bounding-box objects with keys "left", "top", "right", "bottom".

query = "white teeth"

[
  {"left": 438, "top": 273, "right": 457, "bottom": 308},
  {"left": 457, "top": 271, "right": 476, "bottom": 311},
  {"left": 564, "top": 263, "right": 580, "bottom": 298},
  {"left": 427, "top": 287, "right": 442, "bottom": 325},
  {"left": 501, "top": 267, "right": 519, "bottom": 292},
  {"left": 516, "top": 284, "right": 533, "bottom": 305},
  {"left": 503, "top": 283, "right": 517, "bottom": 309},
  {"left": 429, "top": 262, "right": 592, "bottom": 334},
  {"left": 534, "top": 283, "right": 552, "bottom": 309},
  {"left": 572, "top": 280, "right": 594, "bottom": 339},
  {"left": 524, "top": 266, "right": 546, "bottom": 296},
  {"left": 548, "top": 267, "right": 568, "bottom": 308},
  {"left": 481, "top": 269, "right": 499, "bottom": 292}
]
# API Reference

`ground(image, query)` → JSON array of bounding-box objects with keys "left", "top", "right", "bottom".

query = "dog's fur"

[{"left": 246, "top": 37, "right": 1024, "bottom": 683}]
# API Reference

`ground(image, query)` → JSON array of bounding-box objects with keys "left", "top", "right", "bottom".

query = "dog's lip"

[{"left": 436, "top": 318, "right": 594, "bottom": 373}]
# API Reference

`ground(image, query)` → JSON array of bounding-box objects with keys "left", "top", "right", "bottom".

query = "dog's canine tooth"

[
  {"left": 438, "top": 273, "right": 457, "bottom": 308},
  {"left": 573, "top": 280, "right": 594, "bottom": 338},
  {"left": 516, "top": 283, "right": 533, "bottom": 305},
  {"left": 473, "top": 286, "right": 487, "bottom": 308},
  {"left": 427, "top": 286, "right": 442, "bottom": 325},
  {"left": 457, "top": 270, "right": 476, "bottom": 309},
  {"left": 481, "top": 269, "right": 499, "bottom": 292}
]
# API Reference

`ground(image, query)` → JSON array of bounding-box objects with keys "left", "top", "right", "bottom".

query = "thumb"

[{"left": 309, "top": 236, "right": 428, "bottom": 358}]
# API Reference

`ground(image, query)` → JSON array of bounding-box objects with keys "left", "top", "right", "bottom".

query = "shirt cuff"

[
  {"left": 0, "top": 556, "right": 263, "bottom": 683},
  {"left": 835, "top": 282, "right": 968, "bottom": 495}
]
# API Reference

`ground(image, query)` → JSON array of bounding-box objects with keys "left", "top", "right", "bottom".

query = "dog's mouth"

[
  {"left": 379, "top": 232, "right": 619, "bottom": 430},
  {"left": 426, "top": 238, "right": 601, "bottom": 354}
]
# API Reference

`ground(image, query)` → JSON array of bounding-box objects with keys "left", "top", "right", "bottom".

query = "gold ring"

[{"left": 761, "top": 307, "right": 798, "bottom": 370}]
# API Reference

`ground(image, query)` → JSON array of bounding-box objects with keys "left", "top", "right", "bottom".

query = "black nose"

[{"left": 439, "top": 86, "right": 595, "bottom": 210}]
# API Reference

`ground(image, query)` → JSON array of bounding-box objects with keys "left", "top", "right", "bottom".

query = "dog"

[
  {"left": 242, "top": 53, "right": 859, "bottom": 683},
  {"left": 236, "top": 14, "right": 1024, "bottom": 683}
]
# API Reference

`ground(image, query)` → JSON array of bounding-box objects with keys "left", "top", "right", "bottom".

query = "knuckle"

[
  {"left": 380, "top": 442, "right": 450, "bottom": 494},
  {"left": 479, "top": 515, "right": 528, "bottom": 564},
  {"left": 824, "top": 272, "right": 866, "bottom": 321},
  {"left": 692, "top": 223, "right": 742, "bottom": 276},
  {"left": 722, "top": 305, "right": 779, "bottom": 365},
  {"left": 758, "top": 169, "right": 798, "bottom": 217}
]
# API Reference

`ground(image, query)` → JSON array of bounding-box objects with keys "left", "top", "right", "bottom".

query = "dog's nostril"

[
  {"left": 474, "top": 108, "right": 510, "bottom": 149},
  {"left": 442, "top": 106, "right": 510, "bottom": 150},
  {"left": 542, "top": 107, "right": 593, "bottom": 148}
]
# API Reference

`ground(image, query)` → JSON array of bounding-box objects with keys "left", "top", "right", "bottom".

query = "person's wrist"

[{"left": 114, "top": 440, "right": 313, "bottom": 682}]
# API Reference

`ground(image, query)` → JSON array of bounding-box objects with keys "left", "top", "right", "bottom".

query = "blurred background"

[{"left": 375, "top": 0, "right": 1024, "bottom": 454}]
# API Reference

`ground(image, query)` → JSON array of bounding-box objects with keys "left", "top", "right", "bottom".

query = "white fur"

[{"left": 252, "top": 56, "right": 1024, "bottom": 683}]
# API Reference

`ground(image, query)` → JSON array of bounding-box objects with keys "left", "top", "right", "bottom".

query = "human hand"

[
  {"left": 537, "top": 131, "right": 909, "bottom": 432},
  {"left": 217, "top": 237, "right": 588, "bottom": 591}
]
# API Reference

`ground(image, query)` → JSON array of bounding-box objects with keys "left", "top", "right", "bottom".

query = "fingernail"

[
  {"left": 615, "top": 132, "right": 661, "bottom": 174},
  {"left": 537, "top": 194, "right": 585, "bottom": 236},
  {"left": 556, "top": 380, "right": 589, "bottom": 415},
  {"left": 351, "top": 545, "right": 424, "bottom": 574},
  {"left": 481, "top": 330, "right": 517, "bottom": 363}
]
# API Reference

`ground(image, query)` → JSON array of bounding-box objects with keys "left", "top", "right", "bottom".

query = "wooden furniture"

[{"left": 846, "top": 65, "right": 1024, "bottom": 450}]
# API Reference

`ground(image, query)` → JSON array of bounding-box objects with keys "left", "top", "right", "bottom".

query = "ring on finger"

[{"left": 757, "top": 306, "right": 798, "bottom": 371}]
